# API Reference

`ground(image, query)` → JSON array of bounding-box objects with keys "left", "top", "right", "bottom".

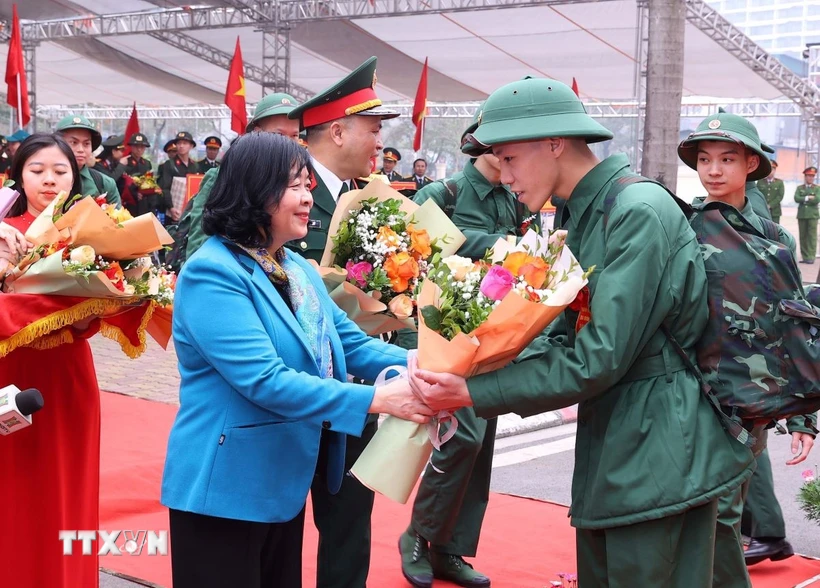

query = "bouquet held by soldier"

[
  {"left": 351, "top": 229, "right": 591, "bottom": 503},
  {"left": 315, "top": 179, "right": 465, "bottom": 335}
]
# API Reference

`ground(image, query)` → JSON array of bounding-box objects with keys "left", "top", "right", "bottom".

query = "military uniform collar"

[
  {"left": 566, "top": 153, "right": 631, "bottom": 225},
  {"left": 311, "top": 156, "right": 348, "bottom": 202},
  {"left": 463, "top": 159, "right": 497, "bottom": 201}
]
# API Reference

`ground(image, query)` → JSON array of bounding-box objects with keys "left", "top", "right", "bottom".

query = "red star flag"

[
  {"left": 122, "top": 103, "right": 140, "bottom": 157},
  {"left": 5, "top": 4, "right": 30, "bottom": 128},
  {"left": 225, "top": 37, "right": 248, "bottom": 134},
  {"left": 571, "top": 77, "right": 579, "bottom": 97},
  {"left": 412, "top": 58, "right": 429, "bottom": 152}
]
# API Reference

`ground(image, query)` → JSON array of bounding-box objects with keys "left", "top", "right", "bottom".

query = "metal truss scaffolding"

[{"left": 261, "top": 24, "right": 295, "bottom": 97}]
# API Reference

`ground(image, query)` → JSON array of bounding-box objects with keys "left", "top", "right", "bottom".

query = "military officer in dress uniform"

[
  {"left": 795, "top": 166, "right": 820, "bottom": 263},
  {"left": 182, "top": 93, "right": 302, "bottom": 263},
  {"left": 55, "top": 115, "right": 121, "bottom": 207},
  {"left": 379, "top": 147, "right": 406, "bottom": 182},
  {"left": 158, "top": 131, "right": 199, "bottom": 224},
  {"left": 757, "top": 160, "right": 785, "bottom": 224},
  {"left": 286, "top": 57, "right": 400, "bottom": 588},
  {"left": 94, "top": 135, "right": 127, "bottom": 179},
  {"left": 407, "top": 76, "right": 755, "bottom": 587},
  {"left": 123, "top": 133, "right": 153, "bottom": 176},
  {"left": 400, "top": 108, "right": 537, "bottom": 588},
  {"left": 0, "top": 136, "right": 10, "bottom": 174},
  {"left": 411, "top": 158, "right": 434, "bottom": 190},
  {"left": 198, "top": 136, "right": 222, "bottom": 173}
]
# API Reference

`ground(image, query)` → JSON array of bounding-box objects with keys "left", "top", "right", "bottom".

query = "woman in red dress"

[{"left": 0, "top": 133, "right": 102, "bottom": 588}]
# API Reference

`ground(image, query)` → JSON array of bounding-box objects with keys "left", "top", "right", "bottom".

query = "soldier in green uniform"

[
  {"left": 379, "top": 147, "right": 406, "bottom": 182},
  {"left": 198, "top": 136, "right": 222, "bottom": 173},
  {"left": 411, "top": 158, "right": 434, "bottom": 191},
  {"left": 55, "top": 115, "right": 121, "bottom": 207},
  {"left": 757, "top": 160, "right": 785, "bottom": 224},
  {"left": 94, "top": 135, "right": 127, "bottom": 179},
  {"left": 286, "top": 57, "right": 402, "bottom": 588},
  {"left": 677, "top": 111, "right": 816, "bottom": 587},
  {"left": 408, "top": 76, "right": 755, "bottom": 587},
  {"left": 122, "top": 133, "right": 152, "bottom": 176},
  {"left": 796, "top": 166, "right": 820, "bottom": 263},
  {"left": 182, "top": 93, "right": 302, "bottom": 262},
  {"left": 156, "top": 140, "right": 177, "bottom": 187},
  {"left": 399, "top": 111, "right": 536, "bottom": 588},
  {"left": 158, "top": 131, "right": 199, "bottom": 224}
]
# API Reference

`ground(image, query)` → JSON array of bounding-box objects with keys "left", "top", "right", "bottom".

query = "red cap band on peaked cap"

[{"left": 302, "top": 88, "right": 382, "bottom": 128}]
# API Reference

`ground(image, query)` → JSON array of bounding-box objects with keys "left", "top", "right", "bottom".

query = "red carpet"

[{"left": 99, "top": 392, "right": 820, "bottom": 587}]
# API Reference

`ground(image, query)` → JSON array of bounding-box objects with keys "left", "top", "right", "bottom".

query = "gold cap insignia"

[
  {"left": 178, "top": 132, "right": 185, "bottom": 137},
  {"left": 708, "top": 119, "right": 721, "bottom": 130},
  {"left": 372, "top": 71, "right": 378, "bottom": 89},
  {"left": 72, "top": 117, "right": 82, "bottom": 124},
  {"left": 477, "top": 110, "right": 483, "bottom": 125}
]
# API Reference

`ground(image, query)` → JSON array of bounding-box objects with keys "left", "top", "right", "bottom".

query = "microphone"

[{"left": 0, "top": 385, "right": 44, "bottom": 435}]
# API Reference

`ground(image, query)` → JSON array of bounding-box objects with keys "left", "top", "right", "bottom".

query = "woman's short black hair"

[
  {"left": 8, "top": 133, "right": 82, "bottom": 218},
  {"left": 203, "top": 132, "right": 312, "bottom": 249}
]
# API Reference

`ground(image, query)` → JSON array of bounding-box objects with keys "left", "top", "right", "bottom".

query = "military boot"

[
  {"left": 399, "top": 527, "right": 433, "bottom": 588},
  {"left": 430, "top": 551, "right": 491, "bottom": 587}
]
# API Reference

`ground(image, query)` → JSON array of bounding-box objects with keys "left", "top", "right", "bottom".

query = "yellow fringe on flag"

[
  {"left": 0, "top": 297, "right": 141, "bottom": 359},
  {"left": 99, "top": 302, "right": 156, "bottom": 360}
]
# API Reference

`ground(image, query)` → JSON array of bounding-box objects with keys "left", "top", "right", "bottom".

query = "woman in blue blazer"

[{"left": 161, "top": 133, "right": 432, "bottom": 588}]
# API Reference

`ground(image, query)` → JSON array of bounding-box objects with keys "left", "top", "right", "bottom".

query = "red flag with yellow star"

[
  {"left": 225, "top": 37, "right": 248, "bottom": 134},
  {"left": 412, "top": 58, "right": 429, "bottom": 152}
]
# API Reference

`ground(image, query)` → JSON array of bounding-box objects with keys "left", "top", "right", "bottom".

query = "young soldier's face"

[
  {"left": 696, "top": 141, "right": 758, "bottom": 200},
  {"left": 131, "top": 145, "right": 146, "bottom": 159},
  {"left": 806, "top": 173, "right": 816, "bottom": 185},
  {"left": 493, "top": 141, "right": 554, "bottom": 212},
  {"left": 62, "top": 129, "right": 93, "bottom": 169},
  {"left": 175, "top": 140, "right": 194, "bottom": 157},
  {"left": 256, "top": 115, "right": 300, "bottom": 142},
  {"left": 382, "top": 158, "right": 396, "bottom": 173},
  {"left": 206, "top": 146, "right": 220, "bottom": 160}
]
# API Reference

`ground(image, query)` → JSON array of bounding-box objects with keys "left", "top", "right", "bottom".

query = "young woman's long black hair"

[
  {"left": 203, "top": 132, "right": 312, "bottom": 249},
  {"left": 8, "top": 133, "right": 83, "bottom": 217}
]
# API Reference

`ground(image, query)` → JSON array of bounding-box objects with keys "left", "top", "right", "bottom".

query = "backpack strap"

[
  {"left": 602, "top": 174, "right": 693, "bottom": 230},
  {"left": 660, "top": 324, "right": 757, "bottom": 449},
  {"left": 88, "top": 168, "right": 106, "bottom": 196},
  {"left": 441, "top": 179, "right": 458, "bottom": 219},
  {"left": 758, "top": 217, "right": 781, "bottom": 243}
]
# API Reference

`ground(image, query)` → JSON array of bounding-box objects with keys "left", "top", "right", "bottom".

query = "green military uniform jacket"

[
  {"left": 184, "top": 167, "right": 219, "bottom": 260},
  {"left": 94, "top": 158, "right": 126, "bottom": 181},
  {"left": 80, "top": 166, "right": 121, "bottom": 207},
  {"left": 756, "top": 178, "right": 785, "bottom": 219},
  {"left": 158, "top": 156, "right": 199, "bottom": 214},
  {"left": 123, "top": 155, "right": 152, "bottom": 176},
  {"left": 414, "top": 160, "right": 536, "bottom": 260},
  {"left": 198, "top": 159, "right": 219, "bottom": 174},
  {"left": 745, "top": 181, "right": 772, "bottom": 221},
  {"left": 795, "top": 184, "right": 820, "bottom": 220},
  {"left": 466, "top": 154, "right": 754, "bottom": 529},
  {"left": 379, "top": 169, "right": 405, "bottom": 183}
]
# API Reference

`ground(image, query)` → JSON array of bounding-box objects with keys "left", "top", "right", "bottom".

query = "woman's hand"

[
  {"left": 0, "top": 223, "right": 31, "bottom": 278},
  {"left": 369, "top": 377, "right": 435, "bottom": 424}
]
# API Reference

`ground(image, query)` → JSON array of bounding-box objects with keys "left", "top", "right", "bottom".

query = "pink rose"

[
  {"left": 479, "top": 266, "right": 515, "bottom": 301},
  {"left": 345, "top": 260, "right": 373, "bottom": 289}
]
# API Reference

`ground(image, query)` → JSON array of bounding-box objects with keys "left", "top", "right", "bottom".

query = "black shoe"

[
  {"left": 430, "top": 551, "right": 491, "bottom": 587},
  {"left": 745, "top": 538, "right": 795, "bottom": 566},
  {"left": 398, "top": 528, "right": 433, "bottom": 588}
]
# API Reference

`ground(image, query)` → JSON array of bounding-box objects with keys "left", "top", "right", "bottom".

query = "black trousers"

[{"left": 169, "top": 507, "right": 305, "bottom": 588}]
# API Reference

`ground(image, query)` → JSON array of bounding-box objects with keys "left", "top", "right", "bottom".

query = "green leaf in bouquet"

[
  {"left": 420, "top": 305, "right": 442, "bottom": 331},
  {"left": 366, "top": 267, "right": 392, "bottom": 292},
  {"left": 2, "top": 179, "right": 14, "bottom": 188}
]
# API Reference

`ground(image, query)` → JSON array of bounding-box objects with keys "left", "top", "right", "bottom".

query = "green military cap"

[
  {"left": 204, "top": 136, "right": 222, "bottom": 148},
  {"left": 805, "top": 166, "right": 818, "bottom": 175},
  {"left": 461, "top": 77, "right": 613, "bottom": 156},
  {"left": 382, "top": 147, "right": 401, "bottom": 162},
  {"left": 247, "top": 93, "right": 299, "bottom": 133},
  {"left": 678, "top": 112, "right": 771, "bottom": 181},
  {"left": 174, "top": 131, "right": 196, "bottom": 147},
  {"left": 163, "top": 139, "right": 178, "bottom": 154},
  {"left": 460, "top": 102, "right": 485, "bottom": 154},
  {"left": 56, "top": 115, "right": 102, "bottom": 150},
  {"left": 128, "top": 133, "right": 150, "bottom": 147},
  {"left": 102, "top": 134, "right": 125, "bottom": 149},
  {"left": 288, "top": 56, "right": 399, "bottom": 130}
]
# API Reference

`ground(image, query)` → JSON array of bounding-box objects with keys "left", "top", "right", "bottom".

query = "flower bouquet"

[
  {"left": 131, "top": 172, "right": 162, "bottom": 197},
  {"left": 0, "top": 193, "right": 176, "bottom": 359},
  {"left": 316, "top": 180, "right": 465, "bottom": 336},
  {"left": 799, "top": 467, "right": 820, "bottom": 526},
  {"left": 352, "top": 230, "right": 592, "bottom": 503}
]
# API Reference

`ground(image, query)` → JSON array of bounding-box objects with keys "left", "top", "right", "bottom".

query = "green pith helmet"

[
  {"left": 247, "top": 93, "right": 299, "bottom": 133},
  {"left": 56, "top": 115, "right": 102, "bottom": 151},
  {"left": 678, "top": 112, "right": 771, "bottom": 181},
  {"left": 460, "top": 77, "right": 613, "bottom": 156},
  {"left": 288, "top": 56, "right": 399, "bottom": 130},
  {"left": 460, "top": 102, "right": 485, "bottom": 154}
]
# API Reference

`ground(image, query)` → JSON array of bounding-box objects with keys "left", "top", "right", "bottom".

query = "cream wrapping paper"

[{"left": 9, "top": 248, "right": 132, "bottom": 298}]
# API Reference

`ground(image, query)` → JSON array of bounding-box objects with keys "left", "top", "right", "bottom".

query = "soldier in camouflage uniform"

[{"left": 678, "top": 111, "right": 816, "bottom": 588}]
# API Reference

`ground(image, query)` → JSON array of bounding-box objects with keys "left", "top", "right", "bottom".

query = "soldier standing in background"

[
  {"left": 757, "top": 160, "right": 784, "bottom": 224},
  {"left": 795, "top": 166, "right": 820, "bottom": 264}
]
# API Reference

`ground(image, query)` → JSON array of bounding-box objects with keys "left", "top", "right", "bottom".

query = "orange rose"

[
  {"left": 383, "top": 252, "right": 420, "bottom": 292},
  {"left": 502, "top": 251, "right": 532, "bottom": 276},
  {"left": 519, "top": 257, "right": 550, "bottom": 289},
  {"left": 407, "top": 225, "right": 432, "bottom": 259},
  {"left": 377, "top": 226, "right": 401, "bottom": 248},
  {"left": 387, "top": 294, "right": 415, "bottom": 319}
]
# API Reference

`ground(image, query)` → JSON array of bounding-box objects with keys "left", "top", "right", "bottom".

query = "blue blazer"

[{"left": 161, "top": 236, "right": 408, "bottom": 523}]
